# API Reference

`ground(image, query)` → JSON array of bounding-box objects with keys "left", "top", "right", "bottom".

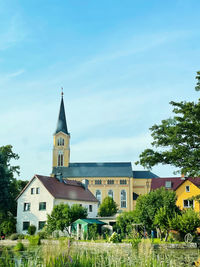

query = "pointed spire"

[{"left": 55, "top": 88, "right": 69, "bottom": 135}]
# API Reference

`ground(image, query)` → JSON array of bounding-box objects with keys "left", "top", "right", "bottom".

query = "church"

[{"left": 51, "top": 92, "right": 158, "bottom": 212}]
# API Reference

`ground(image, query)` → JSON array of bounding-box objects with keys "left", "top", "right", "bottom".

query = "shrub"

[
  {"left": 88, "top": 224, "right": 98, "bottom": 240},
  {"left": 0, "top": 218, "right": 16, "bottom": 236},
  {"left": 28, "top": 225, "right": 36, "bottom": 235},
  {"left": 109, "top": 232, "right": 122, "bottom": 243},
  {"left": 9, "top": 233, "right": 19, "bottom": 240},
  {"left": 13, "top": 242, "right": 24, "bottom": 252},
  {"left": 38, "top": 230, "right": 48, "bottom": 239},
  {"left": 18, "top": 234, "right": 25, "bottom": 239},
  {"left": 28, "top": 235, "right": 41, "bottom": 245}
]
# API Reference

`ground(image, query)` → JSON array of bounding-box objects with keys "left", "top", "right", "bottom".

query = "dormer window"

[
  {"left": 165, "top": 181, "right": 172, "bottom": 189},
  {"left": 57, "top": 137, "right": 64, "bottom": 146},
  {"left": 58, "top": 151, "right": 64, "bottom": 166}
]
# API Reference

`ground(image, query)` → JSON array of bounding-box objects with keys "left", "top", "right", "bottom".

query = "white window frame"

[
  {"left": 96, "top": 190, "right": 102, "bottom": 203},
  {"left": 108, "top": 189, "right": 114, "bottom": 199},
  {"left": 183, "top": 199, "right": 194, "bottom": 208},
  {"left": 120, "top": 190, "right": 127, "bottom": 208}
]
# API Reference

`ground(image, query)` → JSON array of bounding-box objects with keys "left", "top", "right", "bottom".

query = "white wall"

[
  {"left": 17, "top": 177, "right": 98, "bottom": 234},
  {"left": 54, "top": 199, "right": 98, "bottom": 218},
  {"left": 16, "top": 177, "right": 54, "bottom": 234}
]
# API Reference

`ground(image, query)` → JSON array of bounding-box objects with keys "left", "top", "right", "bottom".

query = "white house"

[{"left": 16, "top": 174, "right": 99, "bottom": 234}]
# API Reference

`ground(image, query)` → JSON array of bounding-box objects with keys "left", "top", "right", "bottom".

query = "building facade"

[
  {"left": 52, "top": 94, "right": 158, "bottom": 212},
  {"left": 16, "top": 174, "right": 98, "bottom": 234}
]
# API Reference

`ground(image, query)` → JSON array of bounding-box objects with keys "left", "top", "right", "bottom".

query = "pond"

[{"left": 0, "top": 241, "right": 200, "bottom": 266}]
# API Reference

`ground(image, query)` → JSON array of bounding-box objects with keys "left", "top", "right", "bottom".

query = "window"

[
  {"left": 183, "top": 199, "right": 194, "bottom": 208},
  {"left": 36, "top": 187, "right": 40, "bottom": 194},
  {"left": 23, "top": 221, "right": 30, "bottom": 231},
  {"left": 31, "top": 188, "right": 35, "bottom": 194},
  {"left": 121, "top": 190, "right": 127, "bottom": 208},
  {"left": 57, "top": 137, "right": 64, "bottom": 146},
  {"left": 107, "top": 180, "right": 114, "bottom": 185},
  {"left": 133, "top": 192, "right": 139, "bottom": 200},
  {"left": 108, "top": 190, "right": 113, "bottom": 199},
  {"left": 38, "top": 221, "right": 46, "bottom": 230},
  {"left": 165, "top": 181, "right": 172, "bottom": 189},
  {"left": 186, "top": 186, "right": 190, "bottom": 192},
  {"left": 39, "top": 202, "right": 46, "bottom": 210},
  {"left": 95, "top": 180, "right": 102, "bottom": 185},
  {"left": 24, "top": 203, "right": 30, "bottom": 211},
  {"left": 120, "top": 180, "right": 127, "bottom": 185},
  {"left": 96, "top": 190, "right": 102, "bottom": 203},
  {"left": 58, "top": 151, "right": 64, "bottom": 167},
  {"left": 89, "top": 205, "right": 93, "bottom": 212}
]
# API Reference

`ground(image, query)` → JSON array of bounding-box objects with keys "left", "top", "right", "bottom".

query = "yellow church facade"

[{"left": 52, "top": 94, "right": 158, "bottom": 212}]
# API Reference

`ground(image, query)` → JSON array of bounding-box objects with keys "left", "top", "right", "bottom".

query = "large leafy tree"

[
  {"left": 47, "top": 203, "right": 87, "bottom": 233},
  {"left": 0, "top": 145, "right": 20, "bottom": 215},
  {"left": 116, "top": 211, "right": 136, "bottom": 236},
  {"left": 133, "top": 187, "right": 180, "bottom": 231},
  {"left": 98, "top": 196, "right": 118, "bottom": 217},
  {"left": 136, "top": 71, "right": 200, "bottom": 177}
]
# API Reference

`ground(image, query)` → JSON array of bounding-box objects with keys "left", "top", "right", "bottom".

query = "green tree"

[
  {"left": 195, "top": 71, "right": 200, "bottom": 91},
  {"left": 133, "top": 187, "right": 180, "bottom": 232},
  {"left": 98, "top": 196, "right": 118, "bottom": 217},
  {"left": 47, "top": 203, "right": 87, "bottom": 233},
  {"left": 116, "top": 211, "right": 136, "bottom": 237},
  {"left": 179, "top": 209, "right": 200, "bottom": 236},
  {"left": 0, "top": 145, "right": 20, "bottom": 215},
  {"left": 154, "top": 206, "right": 175, "bottom": 241},
  {"left": 136, "top": 71, "right": 200, "bottom": 177}
]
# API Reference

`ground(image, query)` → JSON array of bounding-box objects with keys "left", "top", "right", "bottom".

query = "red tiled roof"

[
  {"left": 151, "top": 177, "right": 184, "bottom": 191},
  {"left": 17, "top": 174, "right": 98, "bottom": 203},
  {"left": 188, "top": 177, "right": 200, "bottom": 188}
]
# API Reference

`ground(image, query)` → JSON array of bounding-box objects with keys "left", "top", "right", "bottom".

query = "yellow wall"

[
  {"left": 67, "top": 177, "right": 132, "bottom": 212},
  {"left": 176, "top": 180, "right": 200, "bottom": 212},
  {"left": 52, "top": 132, "right": 70, "bottom": 167},
  {"left": 132, "top": 178, "right": 152, "bottom": 209}
]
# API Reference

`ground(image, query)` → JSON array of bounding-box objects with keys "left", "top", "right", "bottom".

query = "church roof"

[
  {"left": 132, "top": 170, "right": 159, "bottom": 179},
  {"left": 52, "top": 162, "right": 133, "bottom": 178},
  {"left": 16, "top": 174, "right": 98, "bottom": 202},
  {"left": 55, "top": 95, "right": 69, "bottom": 135}
]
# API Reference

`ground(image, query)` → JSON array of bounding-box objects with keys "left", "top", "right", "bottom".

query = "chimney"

[
  {"left": 181, "top": 173, "right": 185, "bottom": 180},
  {"left": 82, "top": 179, "right": 89, "bottom": 190},
  {"left": 55, "top": 172, "right": 63, "bottom": 183}
]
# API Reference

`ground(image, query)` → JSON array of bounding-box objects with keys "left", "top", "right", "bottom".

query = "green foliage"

[
  {"left": 179, "top": 209, "right": 200, "bottom": 236},
  {"left": 98, "top": 196, "right": 118, "bottom": 217},
  {"left": 13, "top": 242, "right": 24, "bottom": 251},
  {"left": 109, "top": 232, "right": 122, "bottom": 243},
  {"left": 9, "top": 233, "right": 19, "bottom": 240},
  {"left": 0, "top": 145, "right": 20, "bottom": 215},
  {"left": 136, "top": 72, "right": 200, "bottom": 177},
  {"left": 195, "top": 71, "right": 200, "bottom": 91},
  {"left": 116, "top": 211, "right": 136, "bottom": 237},
  {"left": 47, "top": 203, "right": 87, "bottom": 233},
  {"left": 0, "top": 212, "right": 16, "bottom": 235},
  {"left": 88, "top": 224, "right": 98, "bottom": 240},
  {"left": 28, "top": 235, "right": 41, "bottom": 245},
  {"left": 133, "top": 187, "right": 179, "bottom": 231},
  {"left": 28, "top": 225, "right": 36, "bottom": 235}
]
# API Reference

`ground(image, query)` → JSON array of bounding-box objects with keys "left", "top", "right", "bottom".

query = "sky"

[{"left": 0, "top": 0, "right": 200, "bottom": 180}]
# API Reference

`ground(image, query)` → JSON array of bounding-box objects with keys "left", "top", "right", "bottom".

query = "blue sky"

[{"left": 0, "top": 0, "right": 200, "bottom": 180}]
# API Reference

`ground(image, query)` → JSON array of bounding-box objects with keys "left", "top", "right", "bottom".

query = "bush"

[
  {"left": 18, "top": 234, "right": 25, "bottom": 240},
  {"left": 13, "top": 242, "right": 24, "bottom": 251},
  {"left": 88, "top": 224, "right": 98, "bottom": 240},
  {"left": 9, "top": 233, "right": 19, "bottom": 240},
  {"left": 38, "top": 230, "right": 48, "bottom": 239},
  {"left": 0, "top": 218, "right": 16, "bottom": 236},
  {"left": 28, "top": 225, "right": 36, "bottom": 235},
  {"left": 109, "top": 232, "right": 122, "bottom": 243},
  {"left": 28, "top": 235, "right": 41, "bottom": 245}
]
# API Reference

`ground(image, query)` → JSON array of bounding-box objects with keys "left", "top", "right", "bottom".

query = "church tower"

[{"left": 52, "top": 90, "right": 70, "bottom": 168}]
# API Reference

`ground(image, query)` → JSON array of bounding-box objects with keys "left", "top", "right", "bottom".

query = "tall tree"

[
  {"left": 0, "top": 145, "right": 19, "bottom": 215},
  {"left": 136, "top": 71, "right": 200, "bottom": 177}
]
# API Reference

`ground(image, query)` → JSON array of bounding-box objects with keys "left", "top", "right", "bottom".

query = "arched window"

[
  {"left": 96, "top": 190, "right": 102, "bottom": 203},
  {"left": 58, "top": 151, "right": 64, "bottom": 166},
  {"left": 108, "top": 190, "right": 113, "bottom": 199},
  {"left": 57, "top": 137, "right": 64, "bottom": 146},
  {"left": 121, "top": 190, "right": 126, "bottom": 208}
]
